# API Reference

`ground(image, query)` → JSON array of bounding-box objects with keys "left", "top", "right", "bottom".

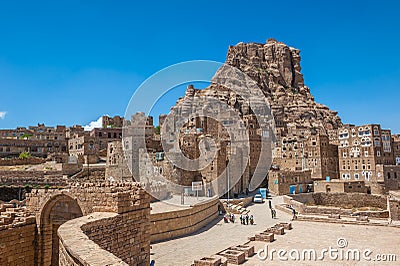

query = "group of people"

[
  {"left": 240, "top": 214, "right": 254, "bottom": 225},
  {"left": 223, "top": 213, "right": 255, "bottom": 225},
  {"left": 223, "top": 213, "right": 236, "bottom": 223}
]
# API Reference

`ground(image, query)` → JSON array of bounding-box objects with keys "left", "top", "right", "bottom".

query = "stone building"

[
  {"left": 273, "top": 127, "right": 339, "bottom": 180},
  {"left": 376, "top": 164, "right": 400, "bottom": 191},
  {"left": 338, "top": 124, "right": 396, "bottom": 193},
  {"left": 392, "top": 134, "right": 400, "bottom": 165},
  {"left": 389, "top": 191, "right": 400, "bottom": 221},
  {"left": 268, "top": 169, "right": 312, "bottom": 195},
  {"left": 102, "top": 115, "right": 124, "bottom": 128},
  {"left": 68, "top": 133, "right": 99, "bottom": 164},
  {"left": 105, "top": 140, "right": 132, "bottom": 181},
  {"left": 0, "top": 124, "right": 68, "bottom": 158},
  {"left": 89, "top": 128, "right": 122, "bottom": 150},
  {"left": 313, "top": 180, "right": 368, "bottom": 193}
]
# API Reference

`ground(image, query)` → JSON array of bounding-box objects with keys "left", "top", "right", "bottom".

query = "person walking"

[
  {"left": 240, "top": 214, "right": 243, "bottom": 224},
  {"left": 250, "top": 215, "right": 254, "bottom": 225},
  {"left": 245, "top": 214, "right": 249, "bottom": 225},
  {"left": 268, "top": 200, "right": 272, "bottom": 209},
  {"left": 291, "top": 207, "right": 297, "bottom": 221},
  {"left": 272, "top": 209, "right": 277, "bottom": 219},
  {"left": 270, "top": 207, "right": 274, "bottom": 219}
]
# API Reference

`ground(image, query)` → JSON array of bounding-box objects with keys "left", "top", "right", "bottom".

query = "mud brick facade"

[
  {"left": 268, "top": 169, "right": 312, "bottom": 195},
  {"left": 393, "top": 134, "right": 400, "bottom": 165},
  {"left": 378, "top": 164, "right": 400, "bottom": 191},
  {"left": 274, "top": 130, "right": 339, "bottom": 180},
  {"left": 314, "top": 180, "right": 368, "bottom": 193},
  {"left": 0, "top": 124, "right": 68, "bottom": 158},
  {"left": 338, "top": 124, "right": 397, "bottom": 193}
]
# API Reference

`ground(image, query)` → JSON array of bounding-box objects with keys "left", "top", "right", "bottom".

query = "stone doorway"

[
  {"left": 326, "top": 185, "right": 331, "bottom": 193},
  {"left": 38, "top": 194, "right": 83, "bottom": 265}
]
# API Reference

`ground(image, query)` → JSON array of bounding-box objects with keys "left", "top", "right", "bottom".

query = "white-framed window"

[
  {"left": 377, "top": 150, "right": 381, "bottom": 157},
  {"left": 343, "top": 152, "right": 347, "bottom": 158},
  {"left": 354, "top": 173, "right": 359, "bottom": 180},
  {"left": 364, "top": 150, "right": 369, "bottom": 157}
]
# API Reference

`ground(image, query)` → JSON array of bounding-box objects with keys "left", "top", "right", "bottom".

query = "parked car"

[{"left": 253, "top": 194, "right": 264, "bottom": 203}]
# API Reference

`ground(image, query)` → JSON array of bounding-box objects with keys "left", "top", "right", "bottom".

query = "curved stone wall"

[
  {"left": 58, "top": 212, "right": 128, "bottom": 265},
  {"left": 150, "top": 197, "right": 220, "bottom": 243},
  {"left": 58, "top": 211, "right": 150, "bottom": 266}
]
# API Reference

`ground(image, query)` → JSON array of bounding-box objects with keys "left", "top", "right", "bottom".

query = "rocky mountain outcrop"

[
  {"left": 225, "top": 38, "right": 342, "bottom": 131},
  {"left": 172, "top": 39, "right": 341, "bottom": 133}
]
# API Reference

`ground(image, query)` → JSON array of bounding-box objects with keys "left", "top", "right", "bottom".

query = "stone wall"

[
  {"left": 311, "top": 192, "right": 387, "bottom": 209},
  {"left": 268, "top": 169, "right": 312, "bottom": 195},
  {"left": 58, "top": 212, "right": 128, "bottom": 266},
  {"left": 0, "top": 204, "right": 36, "bottom": 266},
  {"left": 69, "top": 166, "right": 106, "bottom": 183},
  {"left": 284, "top": 193, "right": 389, "bottom": 217},
  {"left": 25, "top": 182, "right": 151, "bottom": 266},
  {"left": 0, "top": 170, "right": 67, "bottom": 187},
  {"left": 314, "top": 180, "right": 368, "bottom": 194},
  {"left": 0, "top": 157, "right": 45, "bottom": 166},
  {"left": 150, "top": 197, "right": 219, "bottom": 243},
  {"left": 389, "top": 192, "right": 400, "bottom": 221},
  {"left": 58, "top": 210, "right": 150, "bottom": 266},
  {"left": 82, "top": 210, "right": 150, "bottom": 265}
]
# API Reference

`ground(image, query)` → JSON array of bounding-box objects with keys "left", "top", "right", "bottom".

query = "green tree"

[{"left": 19, "top": 151, "right": 31, "bottom": 159}]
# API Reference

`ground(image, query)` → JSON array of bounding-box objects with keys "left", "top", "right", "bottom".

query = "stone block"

[
  {"left": 217, "top": 249, "right": 246, "bottom": 265},
  {"left": 194, "top": 256, "right": 221, "bottom": 266},
  {"left": 230, "top": 245, "right": 254, "bottom": 257},
  {"left": 275, "top": 222, "right": 292, "bottom": 230},
  {"left": 255, "top": 232, "right": 274, "bottom": 242}
]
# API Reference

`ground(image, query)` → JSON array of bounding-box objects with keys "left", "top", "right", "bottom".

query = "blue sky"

[{"left": 0, "top": 1, "right": 399, "bottom": 132}]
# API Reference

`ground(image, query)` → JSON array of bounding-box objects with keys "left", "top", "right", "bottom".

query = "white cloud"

[
  {"left": 84, "top": 116, "right": 103, "bottom": 131},
  {"left": 0, "top": 111, "right": 6, "bottom": 119}
]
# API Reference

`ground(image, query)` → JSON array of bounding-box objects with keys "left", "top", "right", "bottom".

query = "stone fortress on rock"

[{"left": 0, "top": 39, "right": 400, "bottom": 265}]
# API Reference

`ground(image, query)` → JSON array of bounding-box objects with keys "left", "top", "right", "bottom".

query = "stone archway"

[{"left": 37, "top": 193, "right": 83, "bottom": 265}]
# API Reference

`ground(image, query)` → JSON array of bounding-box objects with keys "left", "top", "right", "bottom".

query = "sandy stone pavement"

[{"left": 151, "top": 196, "right": 400, "bottom": 266}]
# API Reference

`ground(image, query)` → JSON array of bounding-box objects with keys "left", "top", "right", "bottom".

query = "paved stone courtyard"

[
  {"left": 151, "top": 196, "right": 400, "bottom": 265},
  {"left": 150, "top": 196, "right": 291, "bottom": 265}
]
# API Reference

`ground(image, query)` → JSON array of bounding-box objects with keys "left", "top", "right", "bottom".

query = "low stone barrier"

[
  {"left": 150, "top": 197, "right": 220, "bottom": 243},
  {"left": 58, "top": 212, "right": 129, "bottom": 266}
]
